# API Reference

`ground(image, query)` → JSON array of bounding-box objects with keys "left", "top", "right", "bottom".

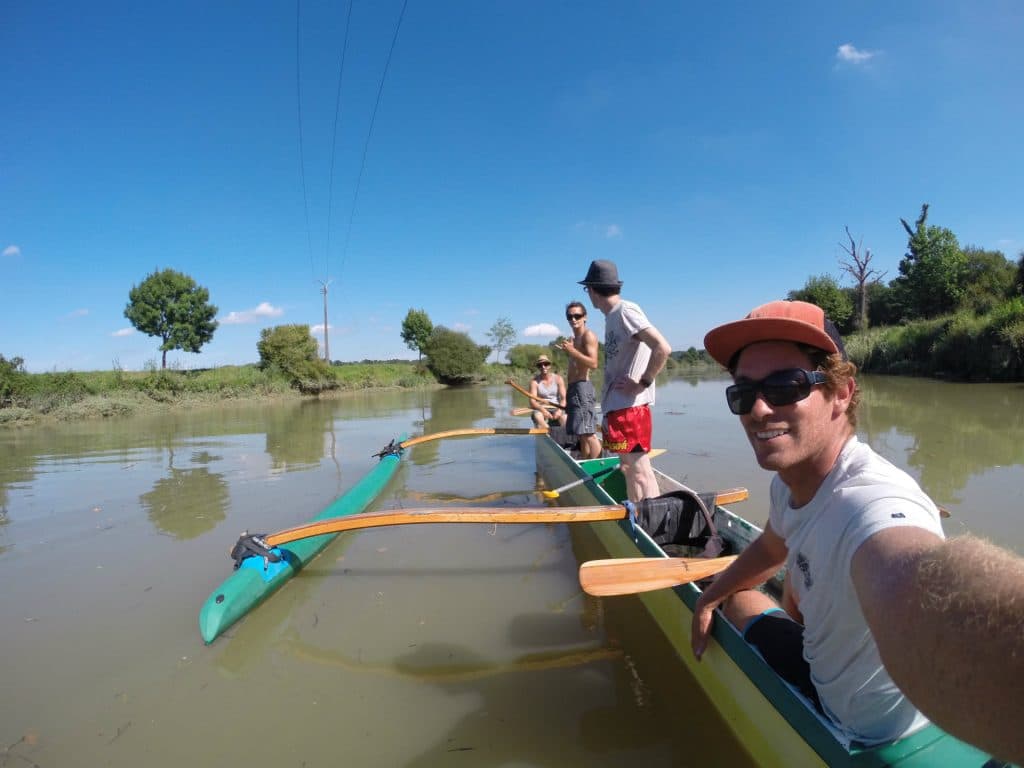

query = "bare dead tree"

[{"left": 838, "top": 226, "right": 887, "bottom": 331}]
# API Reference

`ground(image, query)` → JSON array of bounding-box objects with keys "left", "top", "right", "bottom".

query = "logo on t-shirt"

[{"left": 796, "top": 552, "right": 813, "bottom": 589}]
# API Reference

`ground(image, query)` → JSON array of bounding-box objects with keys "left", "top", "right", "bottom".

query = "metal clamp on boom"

[
  {"left": 373, "top": 439, "right": 403, "bottom": 459},
  {"left": 230, "top": 531, "right": 281, "bottom": 570}
]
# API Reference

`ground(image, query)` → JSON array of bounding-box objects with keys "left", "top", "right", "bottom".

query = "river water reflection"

[{"left": 1, "top": 375, "right": 1021, "bottom": 766}]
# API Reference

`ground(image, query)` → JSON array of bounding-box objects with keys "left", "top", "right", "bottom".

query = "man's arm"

[
  {"left": 634, "top": 325, "right": 671, "bottom": 385},
  {"left": 853, "top": 529, "right": 1024, "bottom": 763},
  {"left": 691, "top": 522, "right": 788, "bottom": 660},
  {"left": 559, "top": 329, "right": 599, "bottom": 370}
]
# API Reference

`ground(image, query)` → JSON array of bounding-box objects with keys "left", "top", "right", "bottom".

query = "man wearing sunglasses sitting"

[
  {"left": 690, "top": 300, "right": 1024, "bottom": 760},
  {"left": 528, "top": 354, "right": 566, "bottom": 428}
]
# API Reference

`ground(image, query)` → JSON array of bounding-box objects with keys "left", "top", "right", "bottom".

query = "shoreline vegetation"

[
  {"left": 3, "top": 306, "right": 1022, "bottom": 427},
  {"left": 0, "top": 355, "right": 718, "bottom": 427}
]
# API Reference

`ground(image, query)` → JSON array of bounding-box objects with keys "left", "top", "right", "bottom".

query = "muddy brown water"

[{"left": 1, "top": 376, "right": 1020, "bottom": 766}]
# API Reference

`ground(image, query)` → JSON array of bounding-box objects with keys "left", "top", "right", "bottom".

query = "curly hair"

[{"left": 800, "top": 345, "right": 860, "bottom": 428}]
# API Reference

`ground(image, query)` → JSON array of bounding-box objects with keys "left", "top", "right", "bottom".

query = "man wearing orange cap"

[{"left": 691, "top": 299, "right": 1024, "bottom": 761}]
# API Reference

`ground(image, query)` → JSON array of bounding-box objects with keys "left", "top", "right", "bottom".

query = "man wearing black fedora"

[{"left": 579, "top": 259, "right": 671, "bottom": 502}]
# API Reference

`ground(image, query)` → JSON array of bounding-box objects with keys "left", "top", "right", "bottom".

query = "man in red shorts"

[{"left": 579, "top": 260, "right": 671, "bottom": 501}]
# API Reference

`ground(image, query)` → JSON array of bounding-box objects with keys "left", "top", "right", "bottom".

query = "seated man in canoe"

[
  {"left": 528, "top": 354, "right": 567, "bottom": 428},
  {"left": 693, "top": 299, "right": 1023, "bottom": 761}
]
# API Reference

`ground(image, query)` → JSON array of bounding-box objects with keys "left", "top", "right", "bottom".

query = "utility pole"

[{"left": 318, "top": 279, "right": 332, "bottom": 363}]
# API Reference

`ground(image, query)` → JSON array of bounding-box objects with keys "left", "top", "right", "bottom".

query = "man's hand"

[{"left": 691, "top": 594, "right": 718, "bottom": 661}]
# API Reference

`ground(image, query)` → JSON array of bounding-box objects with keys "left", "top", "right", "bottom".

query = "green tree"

[
  {"left": 508, "top": 343, "right": 557, "bottom": 370},
  {"left": 423, "top": 326, "right": 489, "bottom": 384},
  {"left": 0, "top": 354, "right": 29, "bottom": 407},
  {"left": 124, "top": 269, "right": 218, "bottom": 369},
  {"left": 400, "top": 308, "right": 434, "bottom": 362},
  {"left": 892, "top": 204, "right": 966, "bottom": 320},
  {"left": 257, "top": 324, "right": 332, "bottom": 387},
  {"left": 959, "top": 247, "right": 1017, "bottom": 313},
  {"left": 485, "top": 316, "right": 516, "bottom": 363},
  {"left": 865, "top": 282, "right": 900, "bottom": 327},
  {"left": 787, "top": 274, "right": 854, "bottom": 330}
]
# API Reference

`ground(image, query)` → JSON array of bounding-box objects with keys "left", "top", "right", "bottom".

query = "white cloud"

[
  {"left": 2, "top": 244, "right": 21, "bottom": 257},
  {"left": 310, "top": 323, "right": 333, "bottom": 336},
  {"left": 451, "top": 322, "right": 471, "bottom": 333},
  {"left": 524, "top": 323, "right": 561, "bottom": 338},
  {"left": 464, "top": 308, "right": 479, "bottom": 316},
  {"left": 220, "top": 301, "right": 284, "bottom": 325},
  {"left": 836, "top": 43, "right": 877, "bottom": 65},
  {"left": 605, "top": 224, "right": 623, "bottom": 239},
  {"left": 65, "top": 308, "right": 89, "bottom": 319},
  {"left": 112, "top": 328, "right": 135, "bottom": 337}
]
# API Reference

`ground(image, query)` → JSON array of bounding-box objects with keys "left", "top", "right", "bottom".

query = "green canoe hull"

[{"left": 198, "top": 446, "right": 402, "bottom": 644}]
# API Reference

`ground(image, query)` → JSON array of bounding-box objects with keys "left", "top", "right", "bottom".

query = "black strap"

[{"left": 230, "top": 532, "right": 281, "bottom": 570}]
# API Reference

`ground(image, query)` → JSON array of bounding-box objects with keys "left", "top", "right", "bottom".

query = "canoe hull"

[{"left": 198, "top": 447, "right": 402, "bottom": 644}]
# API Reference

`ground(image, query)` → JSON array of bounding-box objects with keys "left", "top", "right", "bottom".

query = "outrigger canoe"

[
  {"left": 199, "top": 428, "right": 549, "bottom": 644},
  {"left": 534, "top": 432, "right": 1004, "bottom": 768},
  {"left": 198, "top": 437, "right": 406, "bottom": 643}
]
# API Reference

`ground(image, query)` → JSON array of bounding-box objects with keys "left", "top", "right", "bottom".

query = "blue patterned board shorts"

[{"left": 566, "top": 380, "right": 597, "bottom": 436}]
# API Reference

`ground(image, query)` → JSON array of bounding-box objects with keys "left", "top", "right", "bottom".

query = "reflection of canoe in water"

[
  {"left": 534, "top": 434, "right": 999, "bottom": 768},
  {"left": 198, "top": 438, "right": 405, "bottom": 644}
]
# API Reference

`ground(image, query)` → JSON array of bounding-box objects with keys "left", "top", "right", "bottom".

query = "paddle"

[
  {"left": 383, "top": 427, "right": 549, "bottom": 453},
  {"left": 579, "top": 555, "right": 739, "bottom": 596},
  {"left": 539, "top": 448, "right": 670, "bottom": 498},
  {"left": 506, "top": 378, "right": 564, "bottom": 412},
  {"left": 511, "top": 406, "right": 535, "bottom": 417},
  {"left": 235, "top": 488, "right": 749, "bottom": 557}
]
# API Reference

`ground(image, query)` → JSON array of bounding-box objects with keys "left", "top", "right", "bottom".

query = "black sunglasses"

[
  {"left": 538, "top": 362, "right": 550, "bottom": 367},
  {"left": 725, "top": 369, "right": 827, "bottom": 415},
  {"left": 566, "top": 313, "right": 585, "bottom": 320}
]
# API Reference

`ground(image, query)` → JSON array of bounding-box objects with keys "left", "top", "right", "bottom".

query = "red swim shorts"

[{"left": 602, "top": 405, "right": 652, "bottom": 454}]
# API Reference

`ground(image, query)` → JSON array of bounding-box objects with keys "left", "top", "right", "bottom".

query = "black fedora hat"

[{"left": 578, "top": 259, "right": 623, "bottom": 287}]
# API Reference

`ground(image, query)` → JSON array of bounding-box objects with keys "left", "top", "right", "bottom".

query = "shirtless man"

[{"left": 558, "top": 301, "right": 602, "bottom": 458}]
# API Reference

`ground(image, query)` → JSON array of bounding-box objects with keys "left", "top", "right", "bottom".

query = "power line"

[
  {"left": 295, "top": 0, "right": 316, "bottom": 282},
  {"left": 324, "top": 0, "right": 354, "bottom": 265},
  {"left": 337, "top": 0, "right": 409, "bottom": 279}
]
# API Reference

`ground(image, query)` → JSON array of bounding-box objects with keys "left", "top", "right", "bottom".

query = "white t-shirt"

[
  {"left": 768, "top": 436, "right": 944, "bottom": 744},
  {"left": 601, "top": 299, "right": 653, "bottom": 413}
]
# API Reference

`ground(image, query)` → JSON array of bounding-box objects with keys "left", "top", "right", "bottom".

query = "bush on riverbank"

[{"left": 847, "top": 299, "right": 1024, "bottom": 380}]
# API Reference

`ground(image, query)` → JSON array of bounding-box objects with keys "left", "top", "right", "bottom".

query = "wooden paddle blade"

[{"left": 579, "top": 555, "right": 738, "bottom": 597}]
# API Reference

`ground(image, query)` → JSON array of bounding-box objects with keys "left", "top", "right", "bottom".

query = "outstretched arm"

[{"left": 853, "top": 530, "right": 1024, "bottom": 763}]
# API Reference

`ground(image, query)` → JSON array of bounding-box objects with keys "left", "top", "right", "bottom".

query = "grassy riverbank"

[
  {"left": 0, "top": 355, "right": 721, "bottom": 427},
  {"left": 845, "top": 305, "right": 1024, "bottom": 380},
  {"left": 0, "top": 362, "right": 439, "bottom": 426}
]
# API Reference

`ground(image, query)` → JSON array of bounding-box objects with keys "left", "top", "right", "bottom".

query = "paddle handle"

[
  {"left": 506, "top": 379, "right": 563, "bottom": 409},
  {"left": 579, "top": 555, "right": 739, "bottom": 596},
  {"left": 264, "top": 505, "right": 631, "bottom": 547},
  {"left": 399, "top": 427, "right": 548, "bottom": 449}
]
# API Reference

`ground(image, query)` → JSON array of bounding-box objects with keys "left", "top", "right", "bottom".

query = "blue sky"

[{"left": 3, "top": 1, "right": 1022, "bottom": 372}]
